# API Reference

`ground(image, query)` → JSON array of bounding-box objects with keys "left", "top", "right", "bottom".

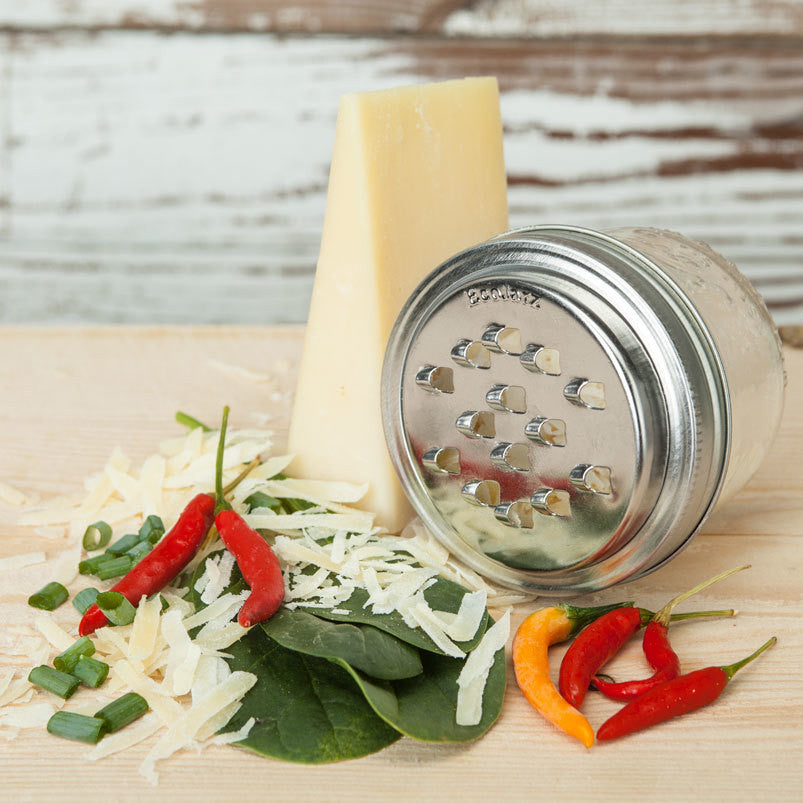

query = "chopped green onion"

[
  {"left": 53, "top": 636, "right": 95, "bottom": 673},
  {"left": 27, "top": 581, "right": 69, "bottom": 611},
  {"left": 96, "top": 591, "right": 136, "bottom": 625},
  {"left": 78, "top": 553, "right": 116, "bottom": 576},
  {"left": 82, "top": 520, "right": 112, "bottom": 551},
  {"left": 28, "top": 665, "right": 80, "bottom": 699},
  {"left": 96, "top": 556, "right": 132, "bottom": 581},
  {"left": 94, "top": 692, "right": 149, "bottom": 733},
  {"left": 139, "top": 514, "right": 165, "bottom": 543},
  {"left": 47, "top": 711, "right": 106, "bottom": 744},
  {"left": 126, "top": 539, "right": 152, "bottom": 564},
  {"left": 175, "top": 411, "right": 211, "bottom": 432},
  {"left": 72, "top": 656, "right": 109, "bottom": 688},
  {"left": 105, "top": 532, "right": 144, "bottom": 556},
  {"left": 245, "top": 491, "right": 282, "bottom": 512},
  {"left": 72, "top": 587, "right": 100, "bottom": 615}
]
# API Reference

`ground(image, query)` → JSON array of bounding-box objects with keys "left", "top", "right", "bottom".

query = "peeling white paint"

[
  {"left": 444, "top": 0, "right": 802, "bottom": 37},
  {"left": 1, "top": 33, "right": 801, "bottom": 325}
]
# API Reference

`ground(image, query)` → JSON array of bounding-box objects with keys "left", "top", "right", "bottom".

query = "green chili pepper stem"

[
  {"left": 721, "top": 636, "right": 777, "bottom": 680},
  {"left": 222, "top": 456, "right": 261, "bottom": 496},
  {"left": 175, "top": 411, "right": 211, "bottom": 432},
  {"left": 214, "top": 406, "right": 231, "bottom": 515},
  {"left": 562, "top": 601, "right": 634, "bottom": 637},
  {"left": 639, "top": 608, "right": 736, "bottom": 625},
  {"left": 652, "top": 565, "right": 750, "bottom": 627}
]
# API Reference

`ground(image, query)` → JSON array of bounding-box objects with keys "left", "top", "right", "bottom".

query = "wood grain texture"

[
  {"left": 2, "top": 0, "right": 803, "bottom": 36},
  {"left": 0, "top": 326, "right": 801, "bottom": 802},
  {"left": 1, "top": 33, "right": 801, "bottom": 326}
]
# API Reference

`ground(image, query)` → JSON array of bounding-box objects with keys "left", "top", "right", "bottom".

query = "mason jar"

[{"left": 382, "top": 226, "right": 785, "bottom": 593}]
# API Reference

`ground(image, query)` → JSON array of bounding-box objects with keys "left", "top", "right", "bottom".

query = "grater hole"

[
  {"left": 481, "top": 323, "right": 523, "bottom": 356},
  {"left": 462, "top": 479, "right": 501, "bottom": 507},
  {"left": 490, "top": 442, "right": 531, "bottom": 472},
  {"left": 531, "top": 488, "right": 572, "bottom": 518},
  {"left": 520, "top": 344, "right": 561, "bottom": 376},
  {"left": 422, "top": 447, "right": 461, "bottom": 475},
  {"left": 486, "top": 384, "right": 527, "bottom": 414},
  {"left": 455, "top": 410, "right": 496, "bottom": 439},
  {"left": 451, "top": 339, "right": 492, "bottom": 369},
  {"left": 564, "top": 378, "right": 606, "bottom": 410},
  {"left": 416, "top": 365, "right": 455, "bottom": 394},
  {"left": 524, "top": 417, "right": 567, "bottom": 447},
  {"left": 570, "top": 464, "right": 613, "bottom": 495},
  {"left": 494, "top": 500, "right": 534, "bottom": 529}
]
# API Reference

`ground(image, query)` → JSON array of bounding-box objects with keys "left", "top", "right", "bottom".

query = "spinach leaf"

[
  {"left": 336, "top": 638, "right": 506, "bottom": 743},
  {"left": 308, "top": 578, "right": 489, "bottom": 655},
  {"left": 260, "top": 608, "right": 422, "bottom": 681},
  {"left": 220, "top": 625, "right": 401, "bottom": 762}
]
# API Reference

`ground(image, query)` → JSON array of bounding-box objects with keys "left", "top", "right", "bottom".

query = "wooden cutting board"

[{"left": 1, "top": 326, "right": 801, "bottom": 802}]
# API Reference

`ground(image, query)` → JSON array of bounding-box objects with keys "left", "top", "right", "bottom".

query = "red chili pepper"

[
  {"left": 559, "top": 606, "right": 644, "bottom": 708},
  {"left": 592, "top": 620, "right": 679, "bottom": 701},
  {"left": 216, "top": 509, "right": 284, "bottom": 627},
  {"left": 212, "top": 406, "right": 284, "bottom": 628},
  {"left": 559, "top": 566, "right": 746, "bottom": 708},
  {"left": 597, "top": 636, "right": 776, "bottom": 741},
  {"left": 592, "top": 566, "right": 745, "bottom": 702},
  {"left": 78, "top": 492, "right": 215, "bottom": 636}
]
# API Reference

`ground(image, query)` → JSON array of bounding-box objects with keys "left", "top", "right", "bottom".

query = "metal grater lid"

[{"left": 381, "top": 226, "right": 730, "bottom": 594}]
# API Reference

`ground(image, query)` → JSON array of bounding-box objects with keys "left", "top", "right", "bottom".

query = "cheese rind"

[{"left": 288, "top": 77, "right": 509, "bottom": 531}]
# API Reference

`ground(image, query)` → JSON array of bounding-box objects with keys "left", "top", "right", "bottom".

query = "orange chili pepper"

[{"left": 513, "top": 602, "right": 631, "bottom": 748}]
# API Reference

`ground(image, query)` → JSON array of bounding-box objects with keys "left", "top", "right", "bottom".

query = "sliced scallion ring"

[
  {"left": 47, "top": 711, "right": 106, "bottom": 743},
  {"left": 94, "top": 692, "right": 149, "bottom": 733},
  {"left": 82, "top": 520, "right": 112, "bottom": 551},
  {"left": 96, "top": 591, "right": 136, "bottom": 625},
  {"left": 27, "top": 581, "right": 69, "bottom": 611}
]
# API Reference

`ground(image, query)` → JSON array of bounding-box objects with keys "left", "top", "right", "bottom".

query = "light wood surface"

[
  {"left": 1, "top": 27, "right": 801, "bottom": 327},
  {"left": 0, "top": 326, "right": 801, "bottom": 802}
]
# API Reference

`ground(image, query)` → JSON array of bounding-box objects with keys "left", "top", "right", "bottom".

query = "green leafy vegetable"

[
  {"left": 219, "top": 626, "right": 401, "bottom": 763},
  {"left": 260, "top": 608, "right": 422, "bottom": 681},
  {"left": 309, "top": 579, "right": 489, "bottom": 655},
  {"left": 245, "top": 491, "right": 282, "bottom": 513},
  {"left": 338, "top": 639, "right": 506, "bottom": 743}
]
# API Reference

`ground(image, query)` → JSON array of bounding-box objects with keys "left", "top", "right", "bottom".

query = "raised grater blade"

[{"left": 381, "top": 225, "right": 761, "bottom": 595}]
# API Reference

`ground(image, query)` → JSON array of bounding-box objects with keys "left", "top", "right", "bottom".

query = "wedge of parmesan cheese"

[{"left": 288, "top": 77, "right": 509, "bottom": 532}]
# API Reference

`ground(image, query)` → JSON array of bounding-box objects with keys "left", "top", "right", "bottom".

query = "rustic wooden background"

[{"left": 0, "top": 1, "right": 802, "bottom": 326}]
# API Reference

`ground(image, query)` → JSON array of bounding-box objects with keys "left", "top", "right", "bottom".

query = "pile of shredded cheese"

[{"left": 0, "top": 423, "right": 534, "bottom": 781}]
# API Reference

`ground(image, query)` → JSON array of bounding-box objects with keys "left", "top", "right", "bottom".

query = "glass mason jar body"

[{"left": 382, "top": 226, "right": 785, "bottom": 593}]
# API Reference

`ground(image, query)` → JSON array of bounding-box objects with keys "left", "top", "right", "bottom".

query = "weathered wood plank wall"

[
  {"left": 0, "top": 3, "right": 801, "bottom": 325},
  {"left": 2, "top": 0, "right": 803, "bottom": 36}
]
